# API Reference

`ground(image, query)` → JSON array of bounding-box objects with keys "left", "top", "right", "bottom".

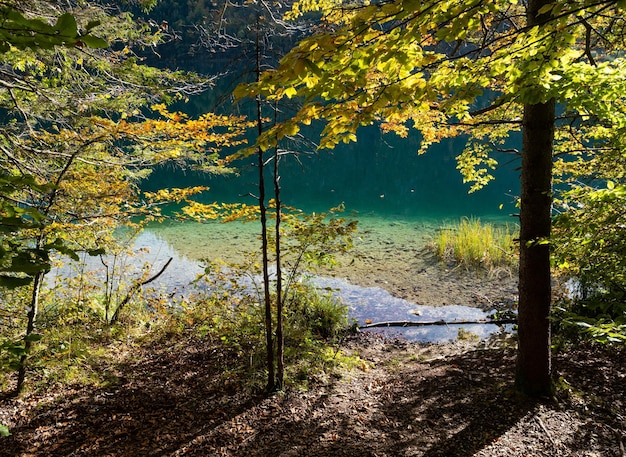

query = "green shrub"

[
  {"left": 181, "top": 274, "right": 355, "bottom": 388},
  {"left": 286, "top": 281, "right": 350, "bottom": 340},
  {"left": 552, "top": 183, "right": 626, "bottom": 346}
]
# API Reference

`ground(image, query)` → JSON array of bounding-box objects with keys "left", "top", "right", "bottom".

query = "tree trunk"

[
  {"left": 255, "top": 16, "right": 275, "bottom": 393},
  {"left": 15, "top": 269, "right": 44, "bottom": 395},
  {"left": 516, "top": 98, "right": 555, "bottom": 396},
  {"left": 273, "top": 143, "right": 284, "bottom": 389},
  {"left": 515, "top": 0, "right": 556, "bottom": 397}
]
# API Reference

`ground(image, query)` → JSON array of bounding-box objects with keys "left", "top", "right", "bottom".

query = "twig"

[
  {"left": 109, "top": 257, "right": 173, "bottom": 324},
  {"left": 603, "top": 422, "right": 625, "bottom": 456},
  {"left": 536, "top": 415, "right": 557, "bottom": 448}
]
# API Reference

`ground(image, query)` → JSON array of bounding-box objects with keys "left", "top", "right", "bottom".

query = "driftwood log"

[{"left": 359, "top": 318, "right": 517, "bottom": 329}]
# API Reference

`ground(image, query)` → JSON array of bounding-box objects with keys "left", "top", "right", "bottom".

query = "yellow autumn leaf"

[{"left": 284, "top": 86, "right": 298, "bottom": 98}]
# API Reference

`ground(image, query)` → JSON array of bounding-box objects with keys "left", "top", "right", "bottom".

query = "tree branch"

[
  {"left": 360, "top": 318, "right": 517, "bottom": 329},
  {"left": 109, "top": 257, "right": 173, "bottom": 325}
]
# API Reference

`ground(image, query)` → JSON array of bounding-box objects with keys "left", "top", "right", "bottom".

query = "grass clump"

[{"left": 432, "top": 217, "right": 518, "bottom": 272}]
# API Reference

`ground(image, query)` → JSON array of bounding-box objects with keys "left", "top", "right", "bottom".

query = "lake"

[{"left": 135, "top": 126, "right": 520, "bottom": 342}]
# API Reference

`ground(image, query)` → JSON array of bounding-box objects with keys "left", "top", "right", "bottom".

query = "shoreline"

[{"left": 148, "top": 216, "right": 519, "bottom": 311}]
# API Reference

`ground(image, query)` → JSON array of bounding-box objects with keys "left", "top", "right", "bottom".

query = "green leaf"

[
  {"left": 537, "top": 4, "right": 553, "bottom": 15},
  {"left": 5, "top": 343, "right": 26, "bottom": 356},
  {"left": 232, "top": 83, "right": 253, "bottom": 100},
  {"left": 45, "top": 238, "right": 79, "bottom": 261},
  {"left": 54, "top": 13, "right": 78, "bottom": 38},
  {"left": 85, "top": 20, "right": 101, "bottom": 31},
  {"left": 8, "top": 250, "right": 51, "bottom": 275},
  {"left": 79, "top": 34, "right": 108, "bottom": 49},
  {"left": 0, "top": 425, "right": 10, "bottom": 437},
  {"left": 0, "top": 275, "right": 33, "bottom": 289},
  {"left": 24, "top": 333, "right": 43, "bottom": 343}
]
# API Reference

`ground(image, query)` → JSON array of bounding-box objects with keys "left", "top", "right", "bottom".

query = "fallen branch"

[
  {"left": 109, "top": 257, "right": 173, "bottom": 325},
  {"left": 536, "top": 415, "right": 557, "bottom": 448},
  {"left": 360, "top": 318, "right": 517, "bottom": 329}
]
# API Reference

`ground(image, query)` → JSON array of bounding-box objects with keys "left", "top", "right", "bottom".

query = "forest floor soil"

[{"left": 1, "top": 331, "right": 624, "bottom": 457}]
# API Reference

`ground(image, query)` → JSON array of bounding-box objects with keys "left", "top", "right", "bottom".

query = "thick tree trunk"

[
  {"left": 516, "top": 98, "right": 555, "bottom": 396},
  {"left": 515, "top": 0, "right": 556, "bottom": 398}
]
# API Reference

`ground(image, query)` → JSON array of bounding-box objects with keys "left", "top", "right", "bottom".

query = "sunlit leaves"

[
  {"left": 456, "top": 142, "right": 499, "bottom": 193},
  {"left": 143, "top": 187, "right": 209, "bottom": 204},
  {"left": 182, "top": 202, "right": 261, "bottom": 222},
  {"left": 240, "top": 0, "right": 625, "bottom": 163},
  {"left": 553, "top": 174, "right": 626, "bottom": 340},
  {"left": 0, "top": 1, "right": 256, "bottom": 299},
  {"left": 238, "top": 0, "right": 626, "bottom": 344}
]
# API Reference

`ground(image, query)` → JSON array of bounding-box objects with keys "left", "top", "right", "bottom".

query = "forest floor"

[{"left": 0, "top": 331, "right": 624, "bottom": 457}]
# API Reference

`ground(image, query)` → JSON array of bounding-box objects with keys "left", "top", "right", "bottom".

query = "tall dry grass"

[{"left": 432, "top": 217, "right": 518, "bottom": 273}]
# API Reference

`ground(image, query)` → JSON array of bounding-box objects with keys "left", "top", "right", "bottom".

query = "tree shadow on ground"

[
  {"left": 379, "top": 348, "right": 534, "bottom": 457},
  {"left": 211, "top": 347, "right": 538, "bottom": 457},
  {"left": 0, "top": 339, "right": 265, "bottom": 456},
  {"left": 1, "top": 338, "right": 623, "bottom": 457}
]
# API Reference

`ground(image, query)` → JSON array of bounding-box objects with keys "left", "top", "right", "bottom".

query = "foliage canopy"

[{"left": 237, "top": 0, "right": 626, "bottom": 343}]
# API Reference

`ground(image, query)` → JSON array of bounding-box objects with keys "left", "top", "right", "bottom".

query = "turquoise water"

[
  {"left": 135, "top": 128, "right": 520, "bottom": 342},
  {"left": 144, "top": 126, "right": 520, "bottom": 222}
]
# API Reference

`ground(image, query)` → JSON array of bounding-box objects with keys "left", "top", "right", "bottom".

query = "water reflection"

[{"left": 311, "top": 276, "right": 511, "bottom": 342}]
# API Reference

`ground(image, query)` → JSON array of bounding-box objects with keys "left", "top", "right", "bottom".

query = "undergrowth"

[
  {"left": 0, "top": 273, "right": 360, "bottom": 395},
  {"left": 177, "top": 275, "right": 361, "bottom": 389}
]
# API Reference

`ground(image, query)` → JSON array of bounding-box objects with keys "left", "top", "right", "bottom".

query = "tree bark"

[
  {"left": 516, "top": 98, "right": 555, "bottom": 396},
  {"left": 255, "top": 16, "right": 275, "bottom": 393},
  {"left": 515, "top": 0, "right": 556, "bottom": 397},
  {"left": 274, "top": 143, "right": 284, "bottom": 389},
  {"left": 15, "top": 269, "right": 44, "bottom": 395}
]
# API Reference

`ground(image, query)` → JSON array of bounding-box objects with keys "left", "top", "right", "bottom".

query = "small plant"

[
  {"left": 286, "top": 280, "right": 350, "bottom": 340},
  {"left": 552, "top": 304, "right": 626, "bottom": 347},
  {"left": 457, "top": 327, "right": 480, "bottom": 342},
  {"left": 432, "top": 217, "right": 518, "bottom": 272}
]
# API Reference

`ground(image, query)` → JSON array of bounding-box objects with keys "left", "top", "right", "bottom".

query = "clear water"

[
  {"left": 312, "top": 275, "right": 512, "bottom": 342},
  {"left": 48, "top": 218, "right": 508, "bottom": 342},
  {"left": 55, "top": 229, "right": 510, "bottom": 343},
  {"left": 132, "top": 125, "right": 522, "bottom": 342}
]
